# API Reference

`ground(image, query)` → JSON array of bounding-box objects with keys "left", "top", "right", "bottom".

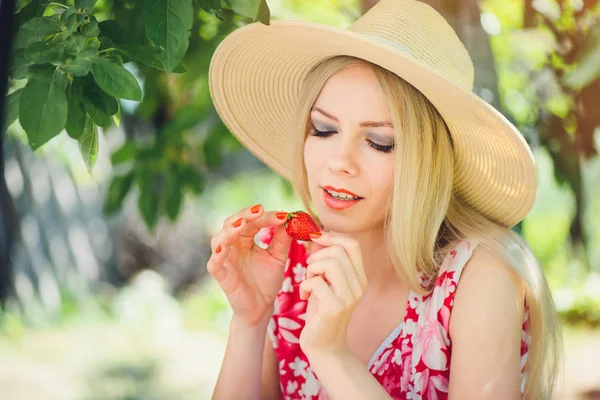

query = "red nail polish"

[
  {"left": 251, "top": 204, "right": 261, "bottom": 213},
  {"left": 276, "top": 212, "right": 288, "bottom": 219},
  {"left": 216, "top": 244, "right": 222, "bottom": 254},
  {"left": 232, "top": 218, "right": 243, "bottom": 228},
  {"left": 308, "top": 232, "right": 322, "bottom": 239}
]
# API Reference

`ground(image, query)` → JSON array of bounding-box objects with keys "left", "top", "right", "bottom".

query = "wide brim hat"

[{"left": 208, "top": 0, "right": 537, "bottom": 228}]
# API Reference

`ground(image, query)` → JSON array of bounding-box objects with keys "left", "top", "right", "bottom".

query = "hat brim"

[{"left": 208, "top": 20, "right": 537, "bottom": 227}]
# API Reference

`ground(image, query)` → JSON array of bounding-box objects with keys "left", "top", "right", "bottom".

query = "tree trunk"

[{"left": 0, "top": 0, "right": 19, "bottom": 308}]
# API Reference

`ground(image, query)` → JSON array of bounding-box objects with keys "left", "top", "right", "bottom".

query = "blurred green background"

[{"left": 1, "top": 0, "right": 599, "bottom": 399}]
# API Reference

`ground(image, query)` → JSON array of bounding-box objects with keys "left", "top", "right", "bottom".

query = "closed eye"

[{"left": 309, "top": 126, "right": 395, "bottom": 154}]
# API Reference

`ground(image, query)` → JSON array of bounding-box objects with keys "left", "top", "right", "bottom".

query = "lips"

[
  {"left": 322, "top": 186, "right": 363, "bottom": 199},
  {"left": 322, "top": 188, "right": 362, "bottom": 210}
]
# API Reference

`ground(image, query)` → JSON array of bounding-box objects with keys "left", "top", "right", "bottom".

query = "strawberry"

[{"left": 284, "top": 211, "right": 321, "bottom": 242}]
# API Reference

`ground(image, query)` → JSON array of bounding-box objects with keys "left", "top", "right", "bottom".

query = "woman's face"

[{"left": 304, "top": 64, "right": 396, "bottom": 234}]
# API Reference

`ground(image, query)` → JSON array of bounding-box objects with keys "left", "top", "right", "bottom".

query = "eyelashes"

[{"left": 309, "top": 126, "right": 395, "bottom": 154}]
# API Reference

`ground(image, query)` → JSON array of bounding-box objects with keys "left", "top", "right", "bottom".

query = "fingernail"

[
  {"left": 308, "top": 232, "right": 322, "bottom": 239},
  {"left": 216, "top": 244, "right": 222, "bottom": 254},
  {"left": 251, "top": 204, "right": 261, "bottom": 213},
  {"left": 232, "top": 218, "right": 243, "bottom": 228},
  {"left": 276, "top": 212, "right": 288, "bottom": 220}
]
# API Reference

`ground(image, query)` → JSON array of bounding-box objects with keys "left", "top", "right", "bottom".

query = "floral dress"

[{"left": 257, "top": 226, "right": 530, "bottom": 400}]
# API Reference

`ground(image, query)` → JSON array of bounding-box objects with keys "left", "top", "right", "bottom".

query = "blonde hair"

[{"left": 288, "top": 56, "right": 562, "bottom": 399}]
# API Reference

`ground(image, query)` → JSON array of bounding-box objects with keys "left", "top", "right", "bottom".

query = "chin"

[{"left": 316, "top": 215, "right": 356, "bottom": 233}]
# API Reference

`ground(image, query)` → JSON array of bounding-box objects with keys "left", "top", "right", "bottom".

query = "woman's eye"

[
  {"left": 310, "top": 127, "right": 335, "bottom": 137},
  {"left": 368, "top": 141, "right": 395, "bottom": 154},
  {"left": 310, "top": 125, "right": 394, "bottom": 154}
]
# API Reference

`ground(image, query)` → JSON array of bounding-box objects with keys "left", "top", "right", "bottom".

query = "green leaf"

[
  {"left": 28, "top": 63, "right": 55, "bottom": 76},
  {"left": 82, "top": 20, "right": 100, "bottom": 38},
  {"left": 165, "top": 170, "right": 183, "bottom": 221},
  {"left": 66, "top": 33, "right": 88, "bottom": 55},
  {"left": 81, "top": 81, "right": 115, "bottom": 128},
  {"left": 98, "top": 20, "right": 131, "bottom": 46},
  {"left": 15, "top": 0, "right": 50, "bottom": 27},
  {"left": 13, "top": 17, "right": 61, "bottom": 50},
  {"left": 104, "top": 172, "right": 135, "bottom": 215},
  {"left": 24, "top": 41, "right": 65, "bottom": 64},
  {"left": 61, "top": 7, "right": 79, "bottom": 33},
  {"left": 3, "top": 89, "right": 23, "bottom": 133},
  {"left": 137, "top": 171, "right": 160, "bottom": 230},
  {"left": 113, "top": 100, "right": 122, "bottom": 127},
  {"left": 85, "top": 37, "right": 101, "bottom": 50},
  {"left": 143, "top": 0, "right": 193, "bottom": 72},
  {"left": 81, "top": 92, "right": 111, "bottom": 128},
  {"left": 111, "top": 141, "right": 137, "bottom": 164},
  {"left": 172, "top": 63, "right": 187, "bottom": 73},
  {"left": 75, "top": 0, "right": 98, "bottom": 13},
  {"left": 115, "top": 44, "right": 162, "bottom": 67},
  {"left": 225, "top": 0, "right": 270, "bottom": 24},
  {"left": 181, "top": 164, "right": 205, "bottom": 194},
  {"left": 84, "top": 74, "right": 119, "bottom": 114},
  {"left": 202, "top": 123, "right": 226, "bottom": 167},
  {"left": 19, "top": 67, "right": 68, "bottom": 150},
  {"left": 50, "top": 31, "right": 71, "bottom": 45},
  {"left": 90, "top": 56, "right": 142, "bottom": 101},
  {"left": 62, "top": 57, "right": 92, "bottom": 76},
  {"left": 78, "top": 48, "right": 99, "bottom": 59},
  {"left": 106, "top": 53, "right": 124, "bottom": 65},
  {"left": 562, "top": 23, "right": 600, "bottom": 89},
  {"left": 66, "top": 79, "right": 87, "bottom": 139},
  {"left": 115, "top": 43, "right": 186, "bottom": 73},
  {"left": 8, "top": 49, "right": 32, "bottom": 80},
  {"left": 78, "top": 118, "right": 99, "bottom": 174}
]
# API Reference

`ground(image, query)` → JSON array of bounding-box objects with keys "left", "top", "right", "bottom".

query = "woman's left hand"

[{"left": 299, "top": 231, "right": 368, "bottom": 357}]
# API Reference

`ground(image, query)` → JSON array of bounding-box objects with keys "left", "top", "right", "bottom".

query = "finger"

[
  {"left": 309, "top": 231, "right": 367, "bottom": 290},
  {"left": 234, "top": 209, "right": 290, "bottom": 251},
  {"left": 206, "top": 241, "right": 233, "bottom": 285},
  {"left": 265, "top": 223, "right": 293, "bottom": 264},
  {"left": 217, "top": 205, "right": 277, "bottom": 249},
  {"left": 211, "top": 208, "right": 288, "bottom": 253},
  {"left": 306, "top": 254, "right": 361, "bottom": 300},
  {"left": 210, "top": 217, "right": 249, "bottom": 252},
  {"left": 222, "top": 204, "right": 265, "bottom": 228},
  {"left": 299, "top": 277, "right": 343, "bottom": 315}
]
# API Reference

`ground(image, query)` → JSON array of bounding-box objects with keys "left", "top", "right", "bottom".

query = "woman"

[{"left": 206, "top": 1, "right": 562, "bottom": 399}]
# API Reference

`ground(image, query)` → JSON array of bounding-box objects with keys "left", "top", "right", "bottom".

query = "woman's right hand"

[{"left": 207, "top": 204, "right": 294, "bottom": 327}]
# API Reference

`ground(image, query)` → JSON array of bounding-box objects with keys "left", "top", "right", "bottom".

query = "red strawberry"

[{"left": 284, "top": 211, "right": 321, "bottom": 242}]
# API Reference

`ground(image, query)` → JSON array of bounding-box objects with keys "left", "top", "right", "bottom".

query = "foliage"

[
  {"left": 4, "top": 0, "right": 270, "bottom": 230},
  {"left": 482, "top": 0, "right": 600, "bottom": 270}
]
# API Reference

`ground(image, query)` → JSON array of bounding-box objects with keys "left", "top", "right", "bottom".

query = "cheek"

[
  {"left": 370, "top": 161, "right": 395, "bottom": 197},
  {"left": 303, "top": 138, "right": 324, "bottom": 170}
]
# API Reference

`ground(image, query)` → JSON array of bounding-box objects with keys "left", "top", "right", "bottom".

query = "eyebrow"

[{"left": 311, "top": 107, "right": 393, "bottom": 128}]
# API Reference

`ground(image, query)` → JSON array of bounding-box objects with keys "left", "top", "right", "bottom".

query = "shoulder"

[
  {"left": 449, "top": 245, "right": 526, "bottom": 336},
  {"left": 445, "top": 245, "right": 528, "bottom": 397}
]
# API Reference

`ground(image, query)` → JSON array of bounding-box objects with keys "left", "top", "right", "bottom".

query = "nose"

[{"left": 328, "top": 138, "right": 359, "bottom": 176}]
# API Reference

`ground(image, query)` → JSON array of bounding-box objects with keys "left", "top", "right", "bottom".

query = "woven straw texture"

[{"left": 208, "top": 0, "right": 537, "bottom": 228}]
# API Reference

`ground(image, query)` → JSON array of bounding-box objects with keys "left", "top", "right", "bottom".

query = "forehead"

[{"left": 313, "top": 65, "right": 392, "bottom": 121}]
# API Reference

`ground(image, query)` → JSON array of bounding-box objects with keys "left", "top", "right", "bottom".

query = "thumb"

[
  {"left": 309, "top": 240, "right": 325, "bottom": 255},
  {"left": 309, "top": 228, "right": 327, "bottom": 255},
  {"left": 266, "top": 223, "right": 293, "bottom": 262}
]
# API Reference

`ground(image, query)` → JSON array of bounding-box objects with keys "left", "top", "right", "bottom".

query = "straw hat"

[{"left": 208, "top": 0, "right": 537, "bottom": 228}]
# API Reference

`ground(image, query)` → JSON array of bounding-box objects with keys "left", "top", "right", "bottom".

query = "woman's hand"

[
  {"left": 299, "top": 231, "right": 368, "bottom": 356},
  {"left": 207, "top": 205, "right": 293, "bottom": 328}
]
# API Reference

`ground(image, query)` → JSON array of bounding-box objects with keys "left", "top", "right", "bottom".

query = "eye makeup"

[{"left": 309, "top": 123, "right": 395, "bottom": 154}]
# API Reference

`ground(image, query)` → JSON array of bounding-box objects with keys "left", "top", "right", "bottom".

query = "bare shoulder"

[
  {"left": 449, "top": 244, "right": 526, "bottom": 337},
  {"left": 446, "top": 244, "right": 527, "bottom": 398}
]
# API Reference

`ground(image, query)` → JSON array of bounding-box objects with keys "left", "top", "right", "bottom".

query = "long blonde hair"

[{"left": 288, "top": 56, "right": 562, "bottom": 399}]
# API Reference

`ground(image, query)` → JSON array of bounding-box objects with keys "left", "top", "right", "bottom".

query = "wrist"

[
  {"left": 230, "top": 306, "right": 274, "bottom": 332},
  {"left": 303, "top": 344, "right": 352, "bottom": 365}
]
